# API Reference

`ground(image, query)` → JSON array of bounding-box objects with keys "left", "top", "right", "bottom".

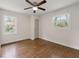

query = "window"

[
  {"left": 3, "top": 16, "right": 17, "bottom": 34},
  {"left": 53, "top": 14, "right": 71, "bottom": 29}
]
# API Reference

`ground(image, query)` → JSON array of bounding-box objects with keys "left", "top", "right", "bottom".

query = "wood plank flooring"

[{"left": 1, "top": 38, "right": 79, "bottom": 58}]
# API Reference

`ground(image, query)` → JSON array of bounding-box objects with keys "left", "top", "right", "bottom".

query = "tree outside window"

[
  {"left": 4, "top": 16, "right": 17, "bottom": 34},
  {"left": 53, "top": 14, "right": 71, "bottom": 29}
]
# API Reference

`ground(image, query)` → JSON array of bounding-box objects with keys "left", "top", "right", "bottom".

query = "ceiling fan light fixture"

[
  {"left": 25, "top": 0, "right": 47, "bottom": 13},
  {"left": 33, "top": 7, "right": 38, "bottom": 11}
]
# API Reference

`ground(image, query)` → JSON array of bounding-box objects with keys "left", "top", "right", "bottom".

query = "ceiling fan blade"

[
  {"left": 24, "top": 7, "right": 33, "bottom": 10},
  {"left": 37, "top": 0, "right": 46, "bottom": 6},
  {"left": 38, "top": 7, "right": 46, "bottom": 11},
  {"left": 25, "top": 0, "right": 34, "bottom": 6}
]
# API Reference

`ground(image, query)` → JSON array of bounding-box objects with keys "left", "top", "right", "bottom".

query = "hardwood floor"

[{"left": 1, "top": 38, "right": 79, "bottom": 58}]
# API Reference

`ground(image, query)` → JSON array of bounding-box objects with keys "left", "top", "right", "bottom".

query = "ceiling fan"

[{"left": 24, "top": 0, "right": 47, "bottom": 13}]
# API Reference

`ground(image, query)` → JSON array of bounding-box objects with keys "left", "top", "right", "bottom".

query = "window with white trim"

[
  {"left": 3, "top": 16, "right": 17, "bottom": 34},
  {"left": 53, "top": 14, "right": 70, "bottom": 29}
]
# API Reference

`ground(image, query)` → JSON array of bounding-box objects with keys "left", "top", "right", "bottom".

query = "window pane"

[{"left": 4, "top": 16, "right": 17, "bottom": 34}]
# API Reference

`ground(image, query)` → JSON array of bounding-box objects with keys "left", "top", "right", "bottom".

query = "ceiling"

[{"left": 0, "top": 0, "right": 79, "bottom": 15}]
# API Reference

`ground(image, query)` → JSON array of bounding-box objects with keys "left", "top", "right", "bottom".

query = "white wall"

[
  {"left": 0, "top": 9, "right": 30, "bottom": 44},
  {"left": 0, "top": 9, "right": 40, "bottom": 44},
  {"left": 0, "top": 9, "right": 2, "bottom": 47},
  {"left": 39, "top": 3, "right": 79, "bottom": 50}
]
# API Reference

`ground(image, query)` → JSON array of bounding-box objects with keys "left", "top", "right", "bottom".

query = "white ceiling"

[{"left": 0, "top": 0, "right": 79, "bottom": 15}]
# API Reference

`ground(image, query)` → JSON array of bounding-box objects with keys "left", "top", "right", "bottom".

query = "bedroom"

[{"left": 0, "top": 0, "right": 79, "bottom": 58}]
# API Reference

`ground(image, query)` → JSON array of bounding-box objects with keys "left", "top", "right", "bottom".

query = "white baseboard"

[
  {"left": 39, "top": 37, "right": 79, "bottom": 50},
  {"left": 1, "top": 38, "right": 31, "bottom": 45}
]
